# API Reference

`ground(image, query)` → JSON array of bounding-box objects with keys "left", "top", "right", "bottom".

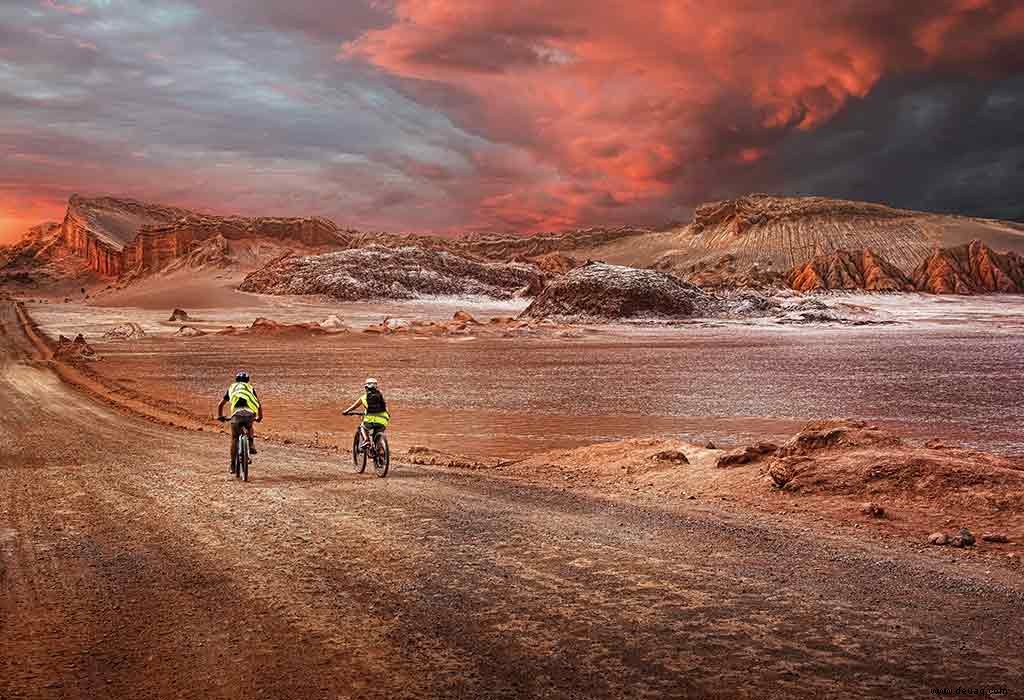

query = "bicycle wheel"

[
  {"left": 352, "top": 429, "right": 366, "bottom": 474},
  {"left": 238, "top": 435, "right": 249, "bottom": 482},
  {"left": 373, "top": 433, "right": 389, "bottom": 478}
]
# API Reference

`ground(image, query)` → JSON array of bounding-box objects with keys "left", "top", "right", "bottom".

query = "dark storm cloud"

[
  {"left": 773, "top": 75, "right": 1024, "bottom": 221},
  {"left": 2, "top": 0, "right": 1024, "bottom": 242}
]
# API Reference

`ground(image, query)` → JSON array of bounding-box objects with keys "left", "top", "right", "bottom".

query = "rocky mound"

[
  {"left": 912, "top": 240, "right": 1024, "bottom": 294},
  {"left": 787, "top": 249, "right": 915, "bottom": 292},
  {"left": 168, "top": 308, "right": 190, "bottom": 321},
  {"left": 520, "top": 262, "right": 717, "bottom": 321},
  {"left": 239, "top": 245, "right": 542, "bottom": 301},
  {"left": 758, "top": 422, "right": 1024, "bottom": 513}
]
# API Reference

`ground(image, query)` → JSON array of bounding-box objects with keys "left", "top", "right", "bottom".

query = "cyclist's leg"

[
  {"left": 359, "top": 422, "right": 370, "bottom": 449},
  {"left": 245, "top": 419, "right": 256, "bottom": 454}
]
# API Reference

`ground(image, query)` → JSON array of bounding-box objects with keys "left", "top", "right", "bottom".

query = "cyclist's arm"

[
  {"left": 217, "top": 396, "right": 228, "bottom": 420},
  {"left": 254, "top": 388, "right": 263, "bottom": 422},
  {"left": 343, "top": 398, "right": 361, "bottom": 414}
]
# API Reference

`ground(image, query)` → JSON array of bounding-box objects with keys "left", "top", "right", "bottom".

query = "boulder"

[
  {"left": 168, "top": 308, "right": 190, "bottom": 322},
  {"left": 949, "top": 528, "right": 976, "bottom": 548},
  {"left": 651, "top": 449, "right": 690, "bottom": 464},
  {"left": 861, "top": 502, "right": 886, "bottom": 518},
  {"left": 175, "top": 326, "right": 206, "bottom": 337},
  {"left": 981, "top": 533, "right": 1010, "bottom": 543},
  {"left": 452, "top": 310, "right": 481, "bottom": 325},
  {"left": 716, "top": 442, "right": 778, "bottom": 468},
  {"left": 928, "top": 532, "right": 949, "bottom": 546}
]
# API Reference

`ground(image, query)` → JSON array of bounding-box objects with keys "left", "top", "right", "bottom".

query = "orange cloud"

[{"left": 345, "top": 0, "right": 1024, "bottom": 229}]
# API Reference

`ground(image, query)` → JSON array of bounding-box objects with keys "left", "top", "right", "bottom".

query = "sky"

[{"left": 1, "top": 0, "right": 1023, "bottom": 243}]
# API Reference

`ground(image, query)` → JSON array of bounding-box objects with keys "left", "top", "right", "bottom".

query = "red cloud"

[{"left": 345, "top": 0, "right": 1024, "bottom": 230}]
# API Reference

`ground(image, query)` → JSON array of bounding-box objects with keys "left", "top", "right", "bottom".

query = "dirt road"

[{"left": 1, "top": 300, "right": 1022, "bottom": 699}]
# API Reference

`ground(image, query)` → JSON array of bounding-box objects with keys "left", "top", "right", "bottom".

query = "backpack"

[{"left": 365, "top": 387, "right": 387, "bottom": 414}]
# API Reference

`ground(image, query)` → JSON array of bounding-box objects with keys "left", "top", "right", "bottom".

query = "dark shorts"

[
  {"left": 231, "top": 409, "right": 256, "bottom": 429},
  {"left": 361, "top": 421, "right": 386, "bottom": 433}
]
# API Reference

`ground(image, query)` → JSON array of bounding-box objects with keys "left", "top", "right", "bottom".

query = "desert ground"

[{"left": 3, "top": 288, "right": 1024, "bottom": 700}]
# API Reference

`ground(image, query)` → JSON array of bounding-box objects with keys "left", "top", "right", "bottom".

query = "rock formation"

[
  {"left": 787, "top": 249, "right": 915, "bottom": 292},
  {"left": 239, "top": 245, "right": 543, "bottom": 301},
  {"left": 21, "top": 195, "right": 345, "bottom": 281},
  {"left": 635, "top": 194, "right": 1024, "bottom": 278},
  {"left": 520, "top": 262, "right": 718, "bottom": 321},
  {"left": 912, "top": 240, "right": 1024, "bottom": 294},
  {"left": 102, "top": 323, "right": 146, "bottom": 340},
  {"left": 53, "top": 333, "right": 98, "bottom": 361}
]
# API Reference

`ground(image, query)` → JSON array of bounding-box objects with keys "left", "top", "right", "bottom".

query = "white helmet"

[{"left": 365, "top": 377, "right": 378, "bottom": 389}]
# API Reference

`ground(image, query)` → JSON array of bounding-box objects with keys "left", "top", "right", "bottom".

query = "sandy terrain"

[
  {"left": 3, "top": 298, "right": 1024, "bottom": 700},
  {"left": 24, "top": 292, "right": 1024, "bottom": 461}
]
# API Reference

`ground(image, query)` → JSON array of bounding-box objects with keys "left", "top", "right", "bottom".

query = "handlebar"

[{"left": 343, "top": 411, "right": 367, "bottom": 416}]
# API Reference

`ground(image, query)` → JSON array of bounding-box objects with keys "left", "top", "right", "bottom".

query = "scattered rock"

[
  {"left": 704, "top": 440, "right": 717, "bottom": 449},
  {"left": 861, "top": 502, "right": 886, "bottom": 518},
  {"left": 982, "top": 533, "right": 1010, "bottom": 543},
  {"left": 928, "top": 532, "right": 949, "bottom": 546},
  {"left": 175, "top": 326, "right": 206, "bottom": 337},
  {"left": 168, "top": 308, "right": 190, "bottom": 322},
  {"left": 949, "top": 528, "right": 976, "bottom": 548},
  {"left": 651, "top": 449, "right": 690, "bottom": 464},
  {"left": 101, "top": 322, "right": 146, "bottom": 341},
  {"left": 405, "top": 445, "right": 484, "bottom": 469},
  {"left": 452, "top": 310, "right": 481, "bottom": 325},
  {"left": 318, "top": 314, "right": 349, "bottom": 332}
]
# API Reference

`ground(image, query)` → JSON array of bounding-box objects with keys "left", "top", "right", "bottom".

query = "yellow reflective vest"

[
  {"left": 359, "top": 392, "right": 390, "bottom": 427},
  {"left": 228, "top": 382, "right": 260, "bottom": 413}
]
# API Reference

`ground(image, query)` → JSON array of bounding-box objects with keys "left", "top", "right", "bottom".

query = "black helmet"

[{"left": 235, "top": 371, "right": 250, "bottom": 383}]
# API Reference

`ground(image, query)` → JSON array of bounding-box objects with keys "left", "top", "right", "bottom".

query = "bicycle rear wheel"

[
  {"left": 238, "top": 435, "right": 249, "bottom": 482},
  {"left": 352, "top": 429, "right": 366, "bottom": 474},
  {"left": 373, "top": 433, "right": 389, "bottom": 478}
]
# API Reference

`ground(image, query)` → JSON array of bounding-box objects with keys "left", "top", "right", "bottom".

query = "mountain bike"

[
  {"left": 218, "top": 415, "right": 252, "bottom": 482},
  {"left": 343, "top": 411, "right": 389, "bottom": 477}
]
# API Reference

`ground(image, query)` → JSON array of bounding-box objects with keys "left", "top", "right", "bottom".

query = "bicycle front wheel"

[{"left": 352, "top": 429, "right": 366, "bottom": 474}]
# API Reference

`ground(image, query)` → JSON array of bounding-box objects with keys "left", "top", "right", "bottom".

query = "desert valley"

[{"left": 3, "top": 191, "right": 1024, "bottom": 698}]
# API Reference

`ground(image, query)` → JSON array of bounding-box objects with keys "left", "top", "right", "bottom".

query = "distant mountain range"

[{"left": 3, "top": 193, "right": 1024, "bottom": 297}]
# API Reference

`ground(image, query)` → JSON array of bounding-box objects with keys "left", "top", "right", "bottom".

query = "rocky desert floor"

[{"left": 3, "top": 292, "right": 1024, "bottom": 699}]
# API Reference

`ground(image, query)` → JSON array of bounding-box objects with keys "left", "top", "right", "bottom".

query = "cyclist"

[
  {"left": 343, "top": 377, "right": 390, "bottom": 449},
  {"left": 217, "top": 371, "right": 263, "bottom": 473}
]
